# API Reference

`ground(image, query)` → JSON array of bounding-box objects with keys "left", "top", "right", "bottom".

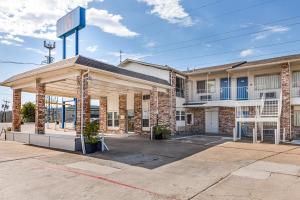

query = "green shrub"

[
  {"left": 21, "top": 102, "right": 35, "bottom": 122},
  {"left": 84, "top": 121, "right": 99, "bottom": 144},
  {"left": 153, "top": 125, "right": 171, "bottom": 139},
  {"left": 6, "top": 127, "right": 11, "bottom": 132}
]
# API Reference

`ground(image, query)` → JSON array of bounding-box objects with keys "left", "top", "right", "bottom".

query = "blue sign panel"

[{"left": 56, "top": 7, "right": 86, "bottom": 38}]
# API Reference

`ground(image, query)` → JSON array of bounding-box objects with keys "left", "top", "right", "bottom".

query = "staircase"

[{"left": 235, "top": 92, "right": 282, "bottom": 144}]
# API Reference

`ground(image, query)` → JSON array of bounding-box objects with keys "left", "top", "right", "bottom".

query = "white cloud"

[
  {"left": 0, "top": 34, "right": 24, "bottom": 46},
  {"left": 87, "top": 8, "right": 138, "bottom": 37},
  {"left": 240, "top": 49, "right": 254, "bottom": 57},
  {"left": 25, "top": 47, "right": 46, "bottom": 55},
  {"left": 109, "top": 51, "right": 151, "bottom": 61},
  {"left": 139, "top": 0, "right": 193, "bottom": 26},
  {"left": 0, "top": 40, "right": 13, "bottom": 45},
  {"left": 0, "top": 0, "right": 136, "bottom": 40},
  {"left": 145, "top": 41, "right": 156, "bottom": 48},
  {"left": 86, "top": 45, "right": 98, "bottom": 52},
  {"left": 254, "top": 25, "right": 289, "bottom": 40}
]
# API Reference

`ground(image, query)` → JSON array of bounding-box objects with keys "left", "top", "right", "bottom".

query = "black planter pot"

[
  {"left": 154, "top": 134, "right": 163, "bottom": 140},
  {"left": 85, "top": 143, "right": 98, "bottom": 154}
]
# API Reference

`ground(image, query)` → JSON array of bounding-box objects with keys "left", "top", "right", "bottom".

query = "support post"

[
  {"left": 253, "top": 128, "right": 257, "bottom": 143},
  {"left": 63, "top": 36, "right": 66, "bottom": 59},
  {"left": 35, "top": 81, "right": 46, "bottom": 134},
  {"left": 75, "top": 29, "right": 79, "bottom": 55},
  {"left": 61, "top": 101, "right": 66, "bottom": 129},
  {"left": 233, "top": 127, "right": 237, "bottom": 142},
  {"left": 74, "top": 98, "right": 77, "bottom": 128},
  {"left": 12, "top": 89, "right": 21, "bottom": 132}
]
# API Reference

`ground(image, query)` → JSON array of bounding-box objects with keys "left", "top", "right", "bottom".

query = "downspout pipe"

[{"left": 80, "top": 70, "right": 89, "bottom": 155}]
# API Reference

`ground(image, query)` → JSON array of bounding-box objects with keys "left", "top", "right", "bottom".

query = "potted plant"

[
  {"left": 153, "top": 125, "right": 171, "bottom": 140},
  {"left": 84, "top": 121, "right": 100, "bottom": 153}
]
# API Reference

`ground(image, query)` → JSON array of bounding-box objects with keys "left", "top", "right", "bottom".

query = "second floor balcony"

[{"left": 191, "top": 86, "right": 281, "bottom": 103}]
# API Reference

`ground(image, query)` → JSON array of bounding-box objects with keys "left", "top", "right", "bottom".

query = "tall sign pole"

[{"left": 56, "top": 6, "right": 86, "bottom": 60}]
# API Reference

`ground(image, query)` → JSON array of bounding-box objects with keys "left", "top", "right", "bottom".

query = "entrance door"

[
  {"left": 237, "top": 77, "right": 248, "bottom": 100},
  {"left": 220, "top": 78, "right": 231, "bottom": 100},
  {"left": 205, "top": 109, "right": 219, "bottom": 133},
  {"left": 127, "top": 109, "right": 134, "bottom": 133}
]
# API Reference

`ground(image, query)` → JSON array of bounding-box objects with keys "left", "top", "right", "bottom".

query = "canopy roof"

[{"left": 1, "top": 55, "right": 170, "bottom": 98}]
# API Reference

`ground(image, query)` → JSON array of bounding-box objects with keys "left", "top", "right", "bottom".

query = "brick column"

[
  {"left": 35, "top": 81, "right": 45, "bottom": 134},
  {"left": 280, "top": 63, "right": 291, "bottom": 139},
  {"left": 158, "top": 91, "right": 170, "bottom": 126},
  {"left": 169, "top": 71, "right": 177, "bottom": 134},
  {"left": 76, "top": 73, "right": 89, "bottom": 136},
  {"left": 12, "top": 89, "right": 21, "bottom": 132},
  {"left": 119, "top": 94, "right": 127, "bottom": 134},
  {"left": 150, "top": 87, "right": 158, "bottom": 127},
  {"left": 99, "top": 96, "right": 107, "bottom": 133},
  {"left": 134, "top": 93, "right": 142, "bottom": 134},
  {"left": 86, "top": 95, "right": 91, "bottom": 124},
  {"left": 219, "top": 107, "right": 235, "bottom": 135}
]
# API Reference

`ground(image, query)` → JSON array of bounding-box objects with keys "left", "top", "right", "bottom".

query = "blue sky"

[{"left": 1, "top": 0, "right": 300, "bottom": 108}]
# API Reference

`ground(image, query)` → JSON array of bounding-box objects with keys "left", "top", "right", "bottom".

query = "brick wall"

[
  {"left": 169, "top": 71, "right": 177, "bottom": 133},
  {"left": 186, "top": 107, "right": 205, "bottom": 133},
  {"left": 119, "top": 94, "right": 127, "bottom": 134},
  {"left": 99, "top": 96, "right": 107, "bottom": 132},
  {"left": 219, "top": 107, "right": 235, "bottom": 135},
  {"left": 134, "top": 93, "right": 142, "bottom": 134},
  {"left": 280, "top": 63, "right": 292, "bottom": 139},
  {"left": 75, "top": 73, "right": 89, "bottom": 136},
  {"left": 35, "top": 81, "right": 45, "bottom": 134},
  {"left": 12, "top": 89, "right": 21, "bottom": 132},
  {"left": 150, "top": 87, "right": 158, "bottom": 127},
  {"left": 158, "top": 91, "right": 170, "bottom": 126}
]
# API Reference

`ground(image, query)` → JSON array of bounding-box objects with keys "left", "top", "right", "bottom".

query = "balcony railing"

[{"left": 191, "top": 86, "right": 281, "bottom": 102}]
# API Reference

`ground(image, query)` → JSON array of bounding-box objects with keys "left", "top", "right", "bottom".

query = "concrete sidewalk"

[{"left": 0, "top": 139, "right": 300, "bottom": 200}]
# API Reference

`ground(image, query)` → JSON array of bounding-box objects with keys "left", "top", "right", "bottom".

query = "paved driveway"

[{"left": 1, "top": 136, "right": 300, "bottom": 200}]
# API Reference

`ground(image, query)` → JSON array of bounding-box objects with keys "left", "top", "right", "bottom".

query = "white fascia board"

[
  {"left": 75, "top": 64, "right": 171, "bottom": 90},
  {"left": 1, "top": 57, "right": 77, "bottom": 86}
]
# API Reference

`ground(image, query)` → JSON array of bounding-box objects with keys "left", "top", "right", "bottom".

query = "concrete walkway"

[{"left": 0, "top": 138, "right": 300, "bottom": 200}]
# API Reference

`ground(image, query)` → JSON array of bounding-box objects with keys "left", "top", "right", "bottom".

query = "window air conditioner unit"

[
  {"left": 200, "top": 95, "right": 212, "bottom": 101},
  {"left": 260, "top": 92, "right": 276, "bottom": 99}
]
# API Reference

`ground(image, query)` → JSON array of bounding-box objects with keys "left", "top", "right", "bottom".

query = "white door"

[{"left": 205, "top": 109, "right": 219, "bottom": 133}]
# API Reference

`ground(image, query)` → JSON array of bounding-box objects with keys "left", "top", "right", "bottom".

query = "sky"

[{"left": 1, "top": 0, "right": 300, "bottom": 109}]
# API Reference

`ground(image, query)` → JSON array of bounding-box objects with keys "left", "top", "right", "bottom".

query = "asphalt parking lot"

[{"left": 1, "top": 135, "right": 300, "bottom": 200}]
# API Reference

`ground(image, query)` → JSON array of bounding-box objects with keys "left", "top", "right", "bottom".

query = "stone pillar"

[
  {"left": 219, "top": 107, "right": 235, "bottom": 135},
  {"left": 12, "top": 89, "right": 21, "bottom": 132},
  {"left": 35, "top": 81, "right": 45, "bottom": 134},
  {"left": 158, "top": 92, "right": 170, "bottom": 127},
  {"left": 75, "top": 73, "right": 89, "bottom": 136},
  {"left": 119, "top": 94, "right": 127, "bottom": 134},
  {"left": 86, "top": 95, "right": 91, "bottom": 125},
  {"left": 169, "top": 71, "right": 177, "bottom": 134},
  {"left": 99, "top": 96, "right": 107, "bottom": 133},
  {"left": 134, "top": 93, "right": 142, "bottom": 134},
  {"left": 150, "top": 87, "right": 158, "bottom": 127},
  {"left": 280, "top": 63, "right": 291, "bottom": 139}
]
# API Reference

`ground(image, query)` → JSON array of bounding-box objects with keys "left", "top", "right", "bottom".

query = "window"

[
  {"left": 186, "top": 113, "right": 193, "bottom": 125},
  {"left": 181, "top": 111, "right": 185, "bottom": 121},
  {"left": 142, "top": 100, "right": 150, "bottom": 128},
  {"left": 176, "top": 111, "right": 180, "bottom": 121},
  {"left": 254, "top": 74, "right": 280, "bottom": 90},
  {"left": 176, "top": 77, "right": 185, "bottom": 98},
  {"left": 107, "top": 112, "right": 119, "bottom": 127},
  {"left": 294, "top": 106, "right": 300, "bottom": 126},
  {"left": 176, "top": 111, "right": 186, "bottom": 121},
  {"left": 294, "top": 111, "right": 300, "bottom": 126},
  {"left": 293, "top": 72, "right": 300, "bottom": 87},
  {"left": 197, "top": 80, "right": 215, "bottom": 93},
  {"left": 143, "top": 95, "right": 150, "bottom": 100}
]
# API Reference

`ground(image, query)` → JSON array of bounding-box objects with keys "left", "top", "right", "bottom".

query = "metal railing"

[{"left": 193, "top": 85, "right": 280, "bottom": 102}]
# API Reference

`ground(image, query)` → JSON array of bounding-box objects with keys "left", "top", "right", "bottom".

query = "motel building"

[{"left": 2, "top": 53, "right": 300, "bottom": 150}]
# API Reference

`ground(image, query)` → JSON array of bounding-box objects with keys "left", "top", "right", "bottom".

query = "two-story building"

[{"left": 2, "top": 54, "right": 300, "bottom": 146}]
